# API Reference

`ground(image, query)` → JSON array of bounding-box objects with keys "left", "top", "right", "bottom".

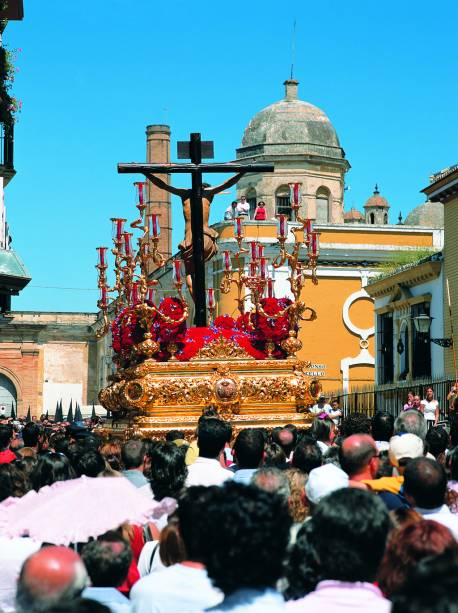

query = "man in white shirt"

[
  {"left": 81, "top": 533, "right": 132, "bottom": 613},
  {"left": 185, "top": 418, "right": 233, "bottom": 487},
  {"left": 202, "top": 482, "right": 291, "bottom": 612},
  {"left": 404, "top": 456, "right": 458, "bottom": 539},
  {"left": 235, "top": 195, "right": 250, "bottom": 217},
  {"left": 131, "top": 487, "right": 223, "bottom": 613}
]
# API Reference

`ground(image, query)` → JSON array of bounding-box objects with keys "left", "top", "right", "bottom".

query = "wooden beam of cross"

[{"left": 118, "top": 132, "right": 274, "bottom": 327}]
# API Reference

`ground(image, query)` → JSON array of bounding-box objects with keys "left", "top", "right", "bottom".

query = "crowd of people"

[{"left": 1, "top": 398, "right": 458, "bottom": 611}]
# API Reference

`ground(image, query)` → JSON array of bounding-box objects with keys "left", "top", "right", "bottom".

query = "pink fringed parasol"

[{"left": 0, "top": 476, "right": 176, "bottom": 546}]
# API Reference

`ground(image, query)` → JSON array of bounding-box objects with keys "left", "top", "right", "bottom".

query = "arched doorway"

[{"left": 0, "top": 373, "right": 17, "bottom": 415}]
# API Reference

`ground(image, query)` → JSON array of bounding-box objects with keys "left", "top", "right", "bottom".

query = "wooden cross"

[{"left": 118, "top": 132, "right": 274, "bottom": 327}]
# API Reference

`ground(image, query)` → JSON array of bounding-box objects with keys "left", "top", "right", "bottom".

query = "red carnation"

[{"left": 214, "top": 315, "right": 236, "bottom": 330}]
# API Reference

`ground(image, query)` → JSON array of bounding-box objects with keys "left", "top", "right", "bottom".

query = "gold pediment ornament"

[{"left": 190, "top": 335, "right": 252, "bottom": 361}]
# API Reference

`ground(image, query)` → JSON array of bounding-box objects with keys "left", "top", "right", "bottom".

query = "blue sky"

[{"left": 5, "top": 0, "right": 458, "bottom": 312}]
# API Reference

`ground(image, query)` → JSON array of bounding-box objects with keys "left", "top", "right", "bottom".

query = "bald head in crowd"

[
  {"left": 339, "top": 434, "right": 379, "bottom": 484},
  {"left": 16, "top": 546, "right": 88, "bottom": 613},
  {"left": 272, "top": 428, "right": 295, "bottom": 458}
]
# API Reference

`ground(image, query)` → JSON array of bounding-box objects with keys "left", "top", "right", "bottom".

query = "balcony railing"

[{"left": 0, "top": 123, "right": 14, "bottom": 169}]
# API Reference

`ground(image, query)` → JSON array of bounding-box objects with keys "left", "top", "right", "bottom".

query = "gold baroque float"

[{"left": 99, "top": 340, "right": 321, "bottom": 437}]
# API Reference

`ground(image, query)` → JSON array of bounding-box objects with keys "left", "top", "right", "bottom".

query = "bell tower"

[
  {"left": 364, "top": 184, "right": 390, "bottom": 225},
  {"left": 145, "top": 125, "right": 172, "bottom": 271}
]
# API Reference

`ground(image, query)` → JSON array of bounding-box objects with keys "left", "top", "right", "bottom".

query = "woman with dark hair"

[
  {"left": 30, "top": 452, "right": 76, "bottom": 491},
  {"left": 377, "top": 519, "right": 457, "bottom": 597},
  {"left": 0, "top": 463, "right": 31, "bottom": 501},
  {"left": 263, "top": 442, "right": 287, "bottom": 470},
  {"left": 309, "top": 414, "right": 336, "bottom": 454},
  {"left": 148, "top": 441, "right": 188, "bottom": 501}
]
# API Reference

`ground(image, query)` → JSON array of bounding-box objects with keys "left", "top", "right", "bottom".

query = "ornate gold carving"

[
  {"left": 281, "top": 331, "right": 303, "bottom": 357},
  {"left": 191, "top": 335, "right": 252, "bottom": 361}
]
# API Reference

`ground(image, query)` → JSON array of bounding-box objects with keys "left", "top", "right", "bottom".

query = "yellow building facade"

[
  {"left": 210, "top": 220, "right": 442, "bottom": 392},
  {"left": 422, "top": 164, "right": 458, "bottom": 378}
]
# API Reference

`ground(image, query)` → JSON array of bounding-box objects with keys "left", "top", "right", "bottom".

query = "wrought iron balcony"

[{"left": 0, "top": 122, "right": 15, "bottom": 184}]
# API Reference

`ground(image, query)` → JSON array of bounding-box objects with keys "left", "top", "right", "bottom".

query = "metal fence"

[{"left": 328, "top": 374, "right": 456, "bottom": 422}]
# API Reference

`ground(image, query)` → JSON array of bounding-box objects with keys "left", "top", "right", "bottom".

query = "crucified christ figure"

[{"left": 145, "top": 172, "right": 243, "bottom": 298}]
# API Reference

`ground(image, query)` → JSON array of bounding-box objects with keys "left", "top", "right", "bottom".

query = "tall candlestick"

[
  {"left": 257, "top": 244, "right": 264, "bottom": 259},
  {"left": 289, "top": 182, "right": 302, "bottom": 205},
  {"left": 305, "top": 219, "right": 312, "bottom": 241},
  {"left": 250, "top": 261, "right": 257, "bottom": 277},
  {"left": 111, "top": 218, "right": 126, "bottom": 241},
  {"left": 100, "top": 286, "right": 107, "bottom": 307},
  {"left": 173, "top": 259, "right": 182, "bottom": 283},
  {"left": 311, "top": 232, "right": 318, "bottom": 255},
  {"left": 149, "top": 214, "right": 160, "bottom": 237},
  {"left": 278, "top": 214, "right": 287, "bottom": 238},
  {"left": 250, "top": 241, "right": 258, "bottom": 261},
  {"left": 123, "top": 233, "right": 132, "bottom": 256},
  {"left": 134, "top": 182, "right": 146, "bottom": 206},
  {"left": 223, "top": 250, "right": 232, "bottom": 271},
  {"left": 267, "top": 278, "right": 274, "bottom": 298},
  {"left": 147, "top": 287, "right": 156, "bottom": 304},
  {"left": 131, "top": 282, "right": 139, "bottom": 305},
  {"left": 207, "top": 288, "right": 214, "bottom": 308},
  {"left": 97, "top": 247, "right": 107, "bottom": 267},
  {"left": 260, "top": 257, "right": 267, "bottom": 279},
  {"left": 234, "top": 217, "right": 243, "bottom": 238}
]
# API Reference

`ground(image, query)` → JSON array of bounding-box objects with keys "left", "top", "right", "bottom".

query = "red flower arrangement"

[
  {"left": 254, "top": 297, "right": 292, "bottom": 342},
  {"left": 154, "top": 297, "right": 187, "bottom": 343},
  {"left": 110, "top": 297, "right": 292, "bottom": 364}
]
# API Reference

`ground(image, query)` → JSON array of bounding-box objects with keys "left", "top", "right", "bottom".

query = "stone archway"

[{"left": 0, "top": 371, "right": 19, "bottom": 416}]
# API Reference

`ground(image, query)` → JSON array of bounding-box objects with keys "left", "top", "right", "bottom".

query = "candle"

[
  {"left": 267, "top": 278, "right": 274, "bottom": 298},
  {"left": 97, "top": 247, "right": 107, "bottom": 267},
  {"left": 147, "top": 287, "right": 156, "bottom": 304},
  {"left": 260, "top": 257, "right": 267, "bottom": 279},
  {"left": 223, "top": 250, "right": 232, "bottom": 271},
  {"left": 131, "top": 282, "right": 139, "bottom": 305},
  {"left": 111, "top": 218, "right": 126, "bottom": 241},
  {"left": 234, "top": 217, "right": 243, "bottom": 238},
  {"left": 250, "top": 241, "right": 258, "bottom": 261},
  {"left": 257, "top": 244, "right": 264, "bottom": 259},
  {"left": 123, "top": 233, "right": 132, "bottom": 256},
  {"left": 173, "top": 260, "right": 182, "bottom": 283},
  {"left": 278, "top": 214, "right": 287, "bottom": 238},
  {"left": 311, "top": 232, "right": 318, "bottom": 255},
  {"left": 305, "top": 218, "right": 312, "bottom": 239},
  {"left": 250, "top": 261, "right": 257, "bottom": 277},
  {"left": 134, "top": 181, "right": 146, "bottom": 206},
  {"left": 207, "top": 288, "right": 214, "bottom": 308},
  {"left": 289, "top": 182, "right": 302, "bottom": 205},
  {"left": 149, "top": 214, "right": 160, "bottom": 237}
]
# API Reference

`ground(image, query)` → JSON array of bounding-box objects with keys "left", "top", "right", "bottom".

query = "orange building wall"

[{"left": 296, "top": 276, "right": 375, "bottom": 391}]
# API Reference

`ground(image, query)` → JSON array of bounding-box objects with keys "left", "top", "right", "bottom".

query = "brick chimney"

[{"left": 145, "top": 125, "right": 172, "bottom": 271}]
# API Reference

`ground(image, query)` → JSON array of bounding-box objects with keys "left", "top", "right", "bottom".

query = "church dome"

[
  {"left": 237, "top": 80, "right": 345, "bottom": 162},
  {"left": 404, "top": 200, "right": 444, "bottom": 228},
  {"left": 364, "top": 185, "right": 389, "bottom": 209}
]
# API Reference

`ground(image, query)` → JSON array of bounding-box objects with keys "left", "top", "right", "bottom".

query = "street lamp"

[
  {"left": 412, "top": 312, "right": 453, "bottom": 347},
  {"left": 412, "top": 313, "right": 433, "bottom": 335}
]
